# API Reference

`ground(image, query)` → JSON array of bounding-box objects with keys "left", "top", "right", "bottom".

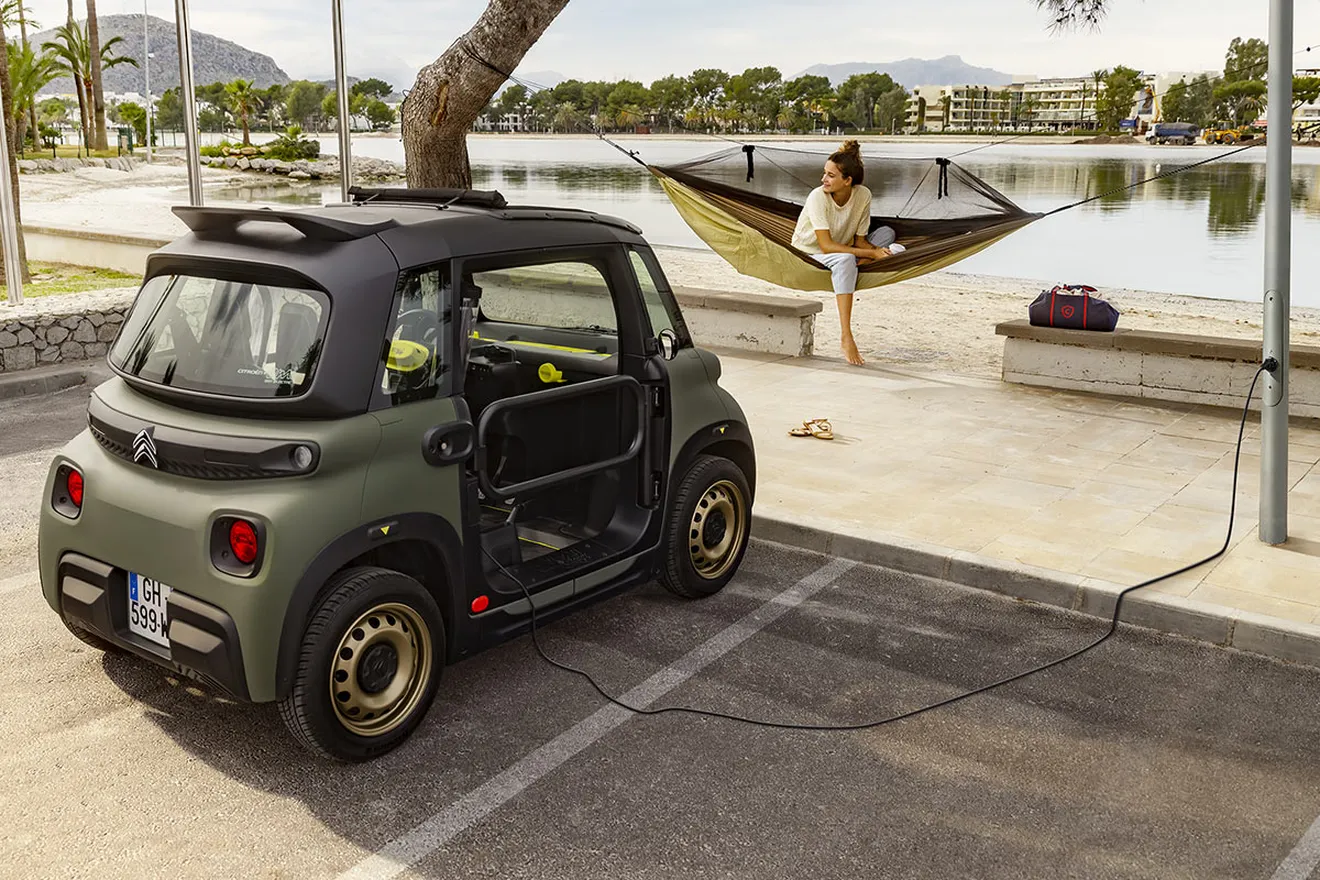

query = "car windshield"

[{"left": 109, "top": 274, "right": 330, "bottom": 399}]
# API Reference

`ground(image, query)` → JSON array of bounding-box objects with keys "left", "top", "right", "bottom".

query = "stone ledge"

[
  {"left": 996, "top": 319, "right": 1319, "bottom": 368},
  {"left": 674, "top": 286, "right": 823, "bottom": 319}
]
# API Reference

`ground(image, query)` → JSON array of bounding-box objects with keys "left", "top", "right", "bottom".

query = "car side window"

[
  {"left": 380, "top": 264, "right": 452, "bottom": 405},
  {"left": 627, "top": 248, "right": 688, "bottom": 344},
  {"left": 474, "top": 260, "right": 617, "bottom": 336}
]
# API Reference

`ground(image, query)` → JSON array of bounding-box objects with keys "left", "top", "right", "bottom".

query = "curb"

[
  {"left": 750, "top": 514, "right": 1320, "bottom": 670},
  {"left": 0, "top": 365, "right": 87, "bottom": 402}
]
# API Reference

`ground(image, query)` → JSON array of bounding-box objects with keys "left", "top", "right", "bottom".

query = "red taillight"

[
  {"left": 66, "top": 470, "right": 84, "bottom": 508},
  {"left": 471, "top": 595, "right": 490, "bottom": 613},
  {"left": 228, "top": 520, "right": 259, "bottom": 565}
]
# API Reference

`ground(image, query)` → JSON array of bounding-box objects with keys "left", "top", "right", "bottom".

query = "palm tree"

[
  {"left": 0, "top": 21, "right": 30, "bottom": 282},
  {"left": 43, "top": 22, "right": 89, "bottom": 150},
  {"left": 226, "top": 79, "right": 256, "bottom": 146},
  {"left": 939, "top": 94, "right": 952, "bottom": 131},
  {"left": 86, "top": 0, "right": 108, "bottom": 150},
  {"left": 8, "top": 41, "right": 59, "bottom": 150},
  {"left": 0, "top": 0, "right": 41, "bottom": 147}
]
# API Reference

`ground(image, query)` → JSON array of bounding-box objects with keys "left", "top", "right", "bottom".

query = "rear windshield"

[{"left": 110, "top": 274, "right": 329, "bottom": 398}]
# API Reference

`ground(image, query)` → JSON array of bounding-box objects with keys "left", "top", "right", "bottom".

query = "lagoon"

[{"left": 209, "top": 135, "right": 1320, "bottom": 306}]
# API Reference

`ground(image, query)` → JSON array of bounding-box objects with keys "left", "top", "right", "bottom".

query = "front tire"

[
  {"left": 659, "top": 455, "right": 752, "bottom": 599},
  {"left": 278, "top": 566, "right": 445, "bottom": 762}
]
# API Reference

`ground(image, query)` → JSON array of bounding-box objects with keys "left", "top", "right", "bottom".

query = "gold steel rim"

[
  {"left": 689, "top": 479, "right": 746, "bottom": 581},
  {"left": 329, "top": 602, "right": 432, "bottom": 737}
]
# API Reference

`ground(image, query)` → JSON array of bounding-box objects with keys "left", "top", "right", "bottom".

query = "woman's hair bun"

[{"left": 838, "top": 139, "right": 862, "bottom": 156}]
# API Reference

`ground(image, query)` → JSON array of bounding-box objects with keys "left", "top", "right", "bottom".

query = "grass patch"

[
  {"left": 22, "top": 262, "right": 138, "bottom": 298},
  {"left": 19, "top": 147, "right": 133, "bottom": 160}
]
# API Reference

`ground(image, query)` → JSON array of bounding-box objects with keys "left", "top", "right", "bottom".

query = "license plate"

[{"left": 127, "top": 572, "right": 171, "bottom": 647}]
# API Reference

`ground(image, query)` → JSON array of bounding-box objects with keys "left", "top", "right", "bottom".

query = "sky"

[{"left": 19, "top": 0, "right": 1320, "bottom": 90}]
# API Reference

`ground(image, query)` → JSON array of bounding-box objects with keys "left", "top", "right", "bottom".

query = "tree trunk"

[
  {"left": 402, "top": 0, "right": 568, "bottom": 188},
  {"left": 73, "top": 74, "right": 89, "bottom": 155},
  {"left": 87, "top": 0, "right": 108, "bottom": 151},
  {"left": 241, "top": 115, "right": 250, "bottom": 146},
  {"left": 0, "top": 26, "right": 31, "bottom": 284},
  {"left": 18, "top": 5, "right": 37, "bottom": 151}
]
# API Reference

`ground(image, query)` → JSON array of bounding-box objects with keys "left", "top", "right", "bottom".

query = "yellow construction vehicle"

[{"left": 1202, "top": 125, "right": 1258, "bottom": 145}]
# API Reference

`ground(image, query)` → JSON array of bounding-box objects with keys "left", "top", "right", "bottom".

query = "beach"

[{"left": 15, "top": 160, "right": 1320, "bottom": 379}]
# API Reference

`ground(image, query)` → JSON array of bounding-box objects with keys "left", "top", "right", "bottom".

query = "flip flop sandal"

[
  {"left": 807, "top": 421, "right": 835, "bottom": 440},
  {"left": 789, "top": 425, "right": 813, "bottom": 437},
  {"left": 804, "top": 418, "right": 832, "bottom": 432}
]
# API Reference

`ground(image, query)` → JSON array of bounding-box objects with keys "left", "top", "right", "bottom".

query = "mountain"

[
  {"left": 33, "top": 14, "right": 290, "bottom": 96},
  {"left": 795, "top": 55, "right": 1015, "bottom": 88}
]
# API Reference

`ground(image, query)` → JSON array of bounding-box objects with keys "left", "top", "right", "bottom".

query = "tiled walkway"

[{"left": 722, "top": 350, "right": 1320, "bottom": 628}]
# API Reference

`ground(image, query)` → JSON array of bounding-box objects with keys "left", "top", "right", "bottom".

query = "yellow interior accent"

[
  {"left": 538, "top": 363, "right": 566, "bottom": 384},
  {"left": 386, "top": 339, "right": 431, "bottom": 372},
  {"left": 380, "top": 525, "right": 390, "bottom": 536},
  {"left": 472, "top": 333, "right": 611, "bottom": 357}
]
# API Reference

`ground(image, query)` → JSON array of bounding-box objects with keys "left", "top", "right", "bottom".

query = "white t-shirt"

[{"left": 792, "top": 185, "right": 873, "bottom": 254}]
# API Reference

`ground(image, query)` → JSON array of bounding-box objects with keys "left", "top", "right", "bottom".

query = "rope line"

[{"left": 1045, "top": 140, "right": 1260, "bottom": 215}]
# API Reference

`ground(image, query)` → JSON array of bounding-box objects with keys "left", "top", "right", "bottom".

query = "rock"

[
  {"left": 37, "top": 316, "right": 56, "bottom": 328},
  {"left": 238, "top": 158, "right": 251, "bottom": 170},
  {"left": 73, "top": 321, "right": 97, "bottom": 344},
  {"left": 224, "top": 157, "right": 238, "bottom": 168},
  {"left": 288, "top": 170, "right": 312, "bottom": 180},
  {"left": 15, "top": 328, "right": 34, "bottom": 345},
  {"left": 106, "top": 313, "right": 125, "bottom": 324},
  {"left": 0, "top": 331, "right": 16, "bottom": 348},
  {"left": 17, "top": 160, "right": 36, "bottom": 173},
  {"left": 97, "top": 324, "right": 120, "bottom": 343},
  {"left": 84, "top": 342, "right": 107, "bottom": 358},
  {"left": 38, "top": 346, "right": 59, "bottom": 364},
  {"left": 3, "top": 346, "right": 35, "bottom": 371},
  {"left": 241, "top": 146, "right": 259, "bottom": 156},
  {"left": 293, "top": 159, "right": 311, "bottom": 171},
  {"left": 59, "top": 316, "right": 81, "bottom": 330},
  {"left": 34, "top": 327, "right": 45, "bottom": 342},
  {"left": 4, "top": 322, "right": 18, "bottom": 332},
  {"left": 88, "top": 313, "right": 105, "bottom": 327},
  {"left": 33, "top": 339, "right": 45, "bottom": 351},
  {"left": 46, "top": 326, "right": 69, "bottom": 345},
  {"left": 59, "top": 341, "right": 84, "bottom": 360},
  {"left": 274, "top": 163, "right": 292, "bottom": 174}
]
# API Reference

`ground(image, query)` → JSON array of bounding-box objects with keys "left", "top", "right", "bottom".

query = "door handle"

[{"left": 422, "top": 421, "right": 475, "bottom": 466}]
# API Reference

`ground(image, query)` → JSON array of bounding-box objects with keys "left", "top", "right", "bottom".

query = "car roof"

[{"left": 147, "top": 188, "right": 651, "bottom": 293}]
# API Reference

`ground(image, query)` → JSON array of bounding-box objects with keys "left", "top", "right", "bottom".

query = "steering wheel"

[{"left": 395, "top": 308, "right": 441, "bottom": 352}]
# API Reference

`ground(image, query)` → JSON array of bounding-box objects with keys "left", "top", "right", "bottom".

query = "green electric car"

[{"left": 38, "top": 187, "right": 756, "bottom": 761}]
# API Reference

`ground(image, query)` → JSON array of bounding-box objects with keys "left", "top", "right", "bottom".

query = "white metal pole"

[
  {"left": 144, "top": 2, "right": 152, "bottom": 163},
  {"left": 1261, "top": 0, "right": 1294, "bottom": 544},
  {"left": 332, "top": 0, "right": 352, "bottom": 201},
  {"left": 0, "top": 115, "right": 24, "bottom": 304},
  {"left": 173, "top": 0, "right": 203, "bottom": 205}
]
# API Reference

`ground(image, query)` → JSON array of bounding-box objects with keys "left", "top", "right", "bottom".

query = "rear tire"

[
  {"left": 278, "top": 566, "right": 445, "bottom": 762},
  {"left": 659, "top": 455, "right": 752, "bottom": 599},
  {"left": 61, "top": 615, "right": 121, "bottom": 653}
]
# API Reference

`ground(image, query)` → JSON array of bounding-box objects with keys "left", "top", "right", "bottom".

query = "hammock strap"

[
  {"left": 935, "top": 158, "right": 951, "bottom": 199},
  {"left": 743, "top": 144, "right": 755, "bottom": 182},
  {"left": 1046, "top": 141, "right": 1260, "bottom": 216}
]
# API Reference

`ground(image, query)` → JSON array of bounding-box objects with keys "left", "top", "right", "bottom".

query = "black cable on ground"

[{"left": 484, "top": 363, "right": 1271, "bottom": 732}]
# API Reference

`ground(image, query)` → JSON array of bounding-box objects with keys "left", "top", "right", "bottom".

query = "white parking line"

[
  {"left": 1272, "top": 813, "right": 1320, "bottom": 880},
  {"left": 338, "top": 557, "right": 858, "bottom": 880},
  {"left": 0, "top": 570, "right": 38, "bottom": 595}
]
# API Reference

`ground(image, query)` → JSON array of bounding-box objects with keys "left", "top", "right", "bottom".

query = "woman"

[{"left": 791, "top": 140, "right": 901, "bottom": 366}]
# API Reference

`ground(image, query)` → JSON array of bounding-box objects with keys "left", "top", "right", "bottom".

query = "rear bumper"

[{"left": 58, "top": 552, "right": 251, "bottom": 701}]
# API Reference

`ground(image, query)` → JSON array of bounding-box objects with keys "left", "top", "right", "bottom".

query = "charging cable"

[{"left": 483, "top": 362, "right": 1272, "bottom": 731}]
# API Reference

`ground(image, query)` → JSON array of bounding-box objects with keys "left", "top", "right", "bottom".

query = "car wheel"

[
  {"left": 278, "top": 566, "right": 444, "bottom": 762},
  {"left": 1223, "top": 133, "right": 1237, "bottom": 144},
  {"left": 659, "top": 455, "right": 752, "bottom": 599},
  {"left": 61, "top": 615, "right": 121, "bottom": 653}
]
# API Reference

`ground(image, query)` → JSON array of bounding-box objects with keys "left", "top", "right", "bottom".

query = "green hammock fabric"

[{"left": 649, "top": 146, "right": 1042, "bottom": 293}]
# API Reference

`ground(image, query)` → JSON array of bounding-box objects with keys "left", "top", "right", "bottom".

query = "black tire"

[
  {"left": 659, "top": 455, "right": 752, "bottom": 599},
  {"left": 61, "top": 615, "right": 121, "bottom": 653},
  {"left": 277, "top": 566, "right": 445, "bottom": 762}
]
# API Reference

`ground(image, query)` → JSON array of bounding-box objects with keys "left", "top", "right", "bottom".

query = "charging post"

[{"left": 1261, "top": 0, "right": 1293, "bottom": 544}]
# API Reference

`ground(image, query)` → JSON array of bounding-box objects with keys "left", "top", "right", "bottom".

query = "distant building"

[{"left": 905, "top": 84, "right": 1012, "bottom": 132}]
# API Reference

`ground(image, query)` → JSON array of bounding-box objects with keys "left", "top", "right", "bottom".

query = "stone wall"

[{"left": 0, "top": 288, "right": 135, "bottom": 374}]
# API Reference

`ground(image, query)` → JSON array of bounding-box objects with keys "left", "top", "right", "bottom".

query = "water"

[{"left": 209, "top": 135, "right": 1320, "bottom": 305}]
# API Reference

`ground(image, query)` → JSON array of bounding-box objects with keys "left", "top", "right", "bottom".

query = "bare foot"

[{"left": 841, "top": 336, "right": 865, "bottom": 366}]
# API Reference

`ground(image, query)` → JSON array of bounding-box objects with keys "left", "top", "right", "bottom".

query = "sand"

[{"left": 17, "top": 161, "right": 1317, "bottom": 380}]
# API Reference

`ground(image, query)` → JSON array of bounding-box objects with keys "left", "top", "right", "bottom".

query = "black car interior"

[{"left": 456, "top": 264, "right": 653, "bottom": 594}]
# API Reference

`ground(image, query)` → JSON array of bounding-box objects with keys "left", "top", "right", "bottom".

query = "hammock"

[{"left": 641, "top": 144, "right": 1042, "bottom": 293}]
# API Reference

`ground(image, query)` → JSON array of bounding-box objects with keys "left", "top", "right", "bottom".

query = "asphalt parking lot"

[{"left": 3, "top": 379, "right": 1320, "bottom": 880}]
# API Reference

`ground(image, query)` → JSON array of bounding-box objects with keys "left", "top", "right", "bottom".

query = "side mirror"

[{"left": 657, "top": 329, "right": 679, "bottom": 361}]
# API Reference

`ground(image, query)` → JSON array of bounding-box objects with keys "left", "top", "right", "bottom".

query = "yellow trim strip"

[
  {"left": 518, "top": 536, "right": 561, "bottom": 551},
  {"left": 472, "top": 333, "right": 612, "bottom": 357}
]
